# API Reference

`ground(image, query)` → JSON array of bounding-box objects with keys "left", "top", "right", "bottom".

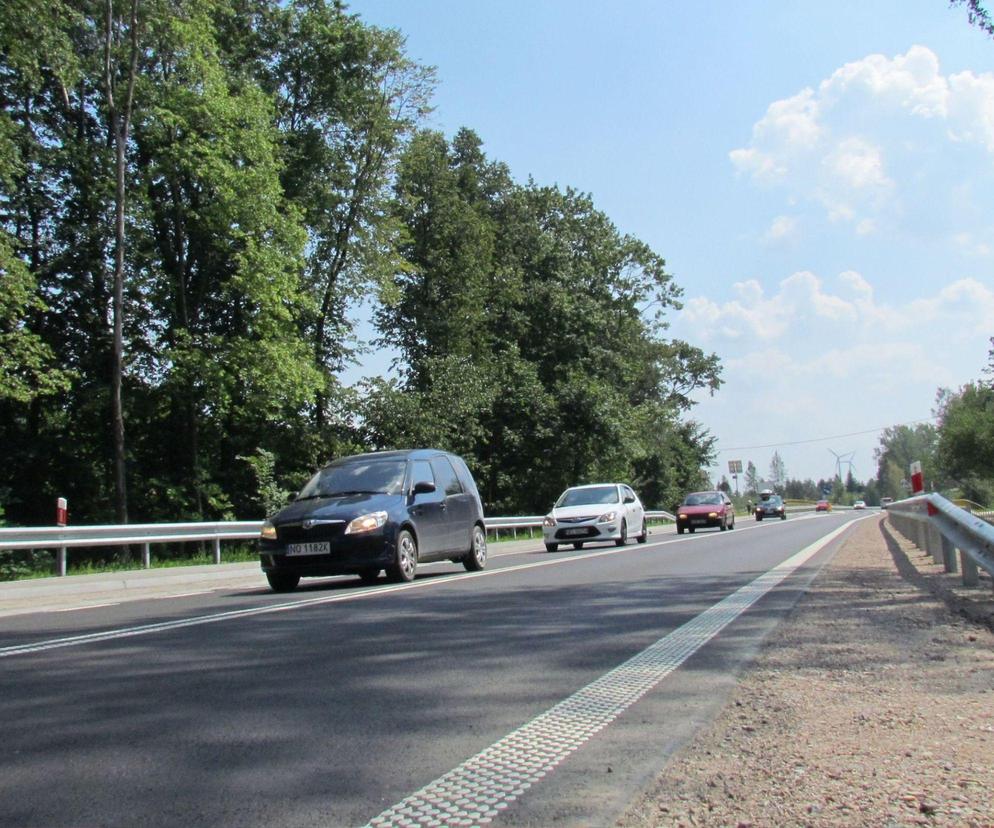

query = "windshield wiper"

[{"left": 322, "top": 490, "right": 380, "bottom": 497}]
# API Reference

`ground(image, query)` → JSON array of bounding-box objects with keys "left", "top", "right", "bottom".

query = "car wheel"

[
  {"left": 463, "top": 524, "right": 487, "bottom": 571},
  {"left": 545, "top": 543, "right": 558, "bottom": 552},
  {"left": 266, "top": 571, "right": 300, "bottom": 593},
  {"left": 615, "top": 519, "right": 628, "bottom": 547},
  {"left": 573, "top": 542, "right": 584, "bottom": 550},
  {"left": 781, "top": 512, "right": 787, "bottom": 521},
  {"left": 637, "top": 519, "right": 647, "bottom": 543},
  {"left": 677, "top": 526, "right": 684, "bottom": 535},
  {"left": 387, "top": 529, "right": 418, "bottom": 583},
  {"left": 756, "top": 515, "right": 763, "bottom": 521},
  {"left": 688, "top": 526, "right": 695, "bottom": 533},
  {"left": 729, "top": 516, "right": 735, "bottom": 530},
  {"left": 358, "top": 568, "right": 380, "bottom": 584},
  {"left": 720, "top": 516, "right": 728, "bottom": 531}
]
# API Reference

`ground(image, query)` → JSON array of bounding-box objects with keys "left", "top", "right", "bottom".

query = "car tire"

[
  {"left": 677, "top": 526, "right": 684, "bottom": 535},
  {"left": 358, "top": 568, "right": 380, "bottom": 584},
  {"left": 720, "top": 516, "right": 728, "bottom": 531},
  {"left": 463, "top": 524, "right": 487, "bottom": 571},
  {"left": 781, "top": 512, "right": 787, "bottom": 521},
  {"left": 573, "top": 542, "right": 584, "bottom": 550},
  {"left": 729, "top": 516, "right": 735, "bottom": 530},
  {"left": 688, "top": 526, "right": 695, "bottom": 533},
  {"left": 545, "top": 543, "right": 558, "bottom": 552},
  {"left": 637, "top": 519, "right": 647, "bottom": 543},
  {"left": 756, "top": 515, "right": 763, "bottom": 521},
  {"left": 615, "top": 519, "right": 628, "bottom": 547},
  {"left": 387, "top": 529, "right": 418, "bottom": 583},
  {"left": 266, "top": 571, "right": 300, "bottom": 593}
]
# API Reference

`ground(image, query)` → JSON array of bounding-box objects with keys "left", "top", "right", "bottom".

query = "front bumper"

[
  {"left": 543, "top": 520, "right": 621, "bottom": 544},
  {"left": 260, "top": 529, "right": 394, "bottom": 576},
  {"left": 676, "top": 513, "right": 724, "bottom": 530}
]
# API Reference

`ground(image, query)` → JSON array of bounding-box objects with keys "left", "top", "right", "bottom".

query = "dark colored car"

[
  {"left": 756, "top": 494, "right": 787, "bottom": 521},
  {"left": 259, "top": 449, "right": 487, "bottom": 592},
  {"left": 676, "top": 491, "right": 735, "bottom": 534}
]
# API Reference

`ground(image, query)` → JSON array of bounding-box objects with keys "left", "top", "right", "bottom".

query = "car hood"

[
  {"left": 271, "top": 492, "right": 398, "bottom": 524},
  {"left": 550, "top": 503, "right": 619, "bottom": 520},
  {"left": 678, "top": 503, "right": 723, "bottom": 515},
  {"left": 758, "top": 501, "right": 783, "bottom": 510}
]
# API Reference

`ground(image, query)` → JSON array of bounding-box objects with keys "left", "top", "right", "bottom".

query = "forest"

[{"left": 0, "top": 0, "right": 723, "bottom": 535}]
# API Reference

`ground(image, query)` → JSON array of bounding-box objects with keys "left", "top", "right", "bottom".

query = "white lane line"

[
  {"left": 51, "top": 602, "right": 121, "bottom": 613},
  {"left": 363, "top": 519, "right": 858, "bottom": 828},
  {"left": 0, "top": 516, "right": 866, "bottom": 659},
  {"left": 153, "top": 590, "right": 213, "bottom": 599}
]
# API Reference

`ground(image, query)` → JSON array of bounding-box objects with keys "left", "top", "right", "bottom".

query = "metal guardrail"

[
  {"left": 0, "top": 511, "right": 678, "bottom": 576},
  {"left": 885, "top": 493, "right": 994, "bottom": 587}
]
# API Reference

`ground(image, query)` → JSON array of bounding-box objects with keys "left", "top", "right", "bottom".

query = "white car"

[
  {"left": 543, "top": 483, "right": 647, "bottom": 552},
  {"left": 853, "top": 500, "right": 866, "bottom": 510}
]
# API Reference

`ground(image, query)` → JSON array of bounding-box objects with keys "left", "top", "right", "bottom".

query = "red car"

[
  {"left": 676, "top": 491, "right": 735, "bottom": 534},
  {"left": 815, "top": 500, "right": 832, "bottom": 512}
]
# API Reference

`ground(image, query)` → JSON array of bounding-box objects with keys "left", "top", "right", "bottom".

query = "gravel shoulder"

[{"left": 618, "top": 514, "right": 994, "bottom": 827}]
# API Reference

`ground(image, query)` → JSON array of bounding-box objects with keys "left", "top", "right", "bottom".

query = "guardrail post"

[
  {"left": 915, "top": 522, "right": 927, "bottom": 552},
  {"left": 927, "top": 525, "right": 943, "bottom": 564},
  {"left": 960, "top": 549, "right": 979, "bottom": 587},
  {"left": 142, "top": 543, "right": 151, "bottom": 569},
  {"left": 57, "top": 546, "right": 66, "bottom": 577},
  {"left": 213, "top": 537, "right": 221, "bottom": 565},
  {"left": 940, "top": 535, "right": 958, "bottom": 574}
]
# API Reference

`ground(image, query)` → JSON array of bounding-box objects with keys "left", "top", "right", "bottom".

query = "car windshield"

[
  {"left": 297, "top": 459, "right": 407, "bottom": 499},
  {"left": 556, "top": 486, "right": 619, "bottom": 507},
  {"left": 683, "top": 492, "right": 722, "bottom": 506},
  {"left": 764, "top": 496, "right": 783, "bottom": 506}
]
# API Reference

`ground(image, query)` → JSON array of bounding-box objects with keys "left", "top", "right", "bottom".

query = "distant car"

[
  {"left": 880, "top": 497, "right": 894, "bottom": 509},
  {"left": 756, "top": 494, "right": 787, "bottom": 521},
  {"left": 259, "top": 449, "right": 487, "bottom": 591},
  {"left": 815, "top": 499, "right": 832, "bottom": 512},
  {"left": 676, "top": 491, "right": 735, "bottom": 534},
  {"left": 853, "top": 500, "right": 866, "bottom": 510},
  {"left": 543, "top": 483, "right": 646, "bottom": 551}
]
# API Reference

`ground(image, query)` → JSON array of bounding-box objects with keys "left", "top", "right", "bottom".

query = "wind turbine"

[{"left": 828, "top": 449, "right": 856, "bottom": 482}]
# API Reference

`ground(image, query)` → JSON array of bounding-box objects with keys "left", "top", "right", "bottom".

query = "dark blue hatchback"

[{"left": 259, "top": 449, "right": 487, "bottom": 591}]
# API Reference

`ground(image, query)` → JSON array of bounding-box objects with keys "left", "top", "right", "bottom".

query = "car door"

[
  {"left": 406, "top": 460, "right": 447, "bottom": 559},
  {"left": 430, "top": 456, "right": 472, "bottom": 553},
  {"left": 622, "top": 485, "right": 643, "bottom": 533}
]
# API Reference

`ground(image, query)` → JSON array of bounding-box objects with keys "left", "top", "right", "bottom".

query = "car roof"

[
  {"left": 327, "top": 448, "right": 455, "bottom": 466},
  {"left": 564, "top": 483, "right": 623, "bottom": 490}
]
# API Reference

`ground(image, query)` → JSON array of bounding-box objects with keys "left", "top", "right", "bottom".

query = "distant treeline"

[{"left": 0, "top": 0, "right": 722, "bottom": 533}]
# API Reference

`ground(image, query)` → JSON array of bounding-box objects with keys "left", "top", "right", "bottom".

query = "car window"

[
  {"left": 430, "top": 457, "right": 463, "bottom": 497},
  {"left": 684, "top": 492, "right": 722, "bottom": 506},
  {"left": 297, "top": 459, "right": 407, "bottom": 498},
  {"left": 556, "top": 486, "right": 619, "bottom": 507},
  {"left": 408, "top": 460, "right": 435, "bottom": 492},
  {"left": 623, "top": 486, "right": 638, "bottom": 502}
]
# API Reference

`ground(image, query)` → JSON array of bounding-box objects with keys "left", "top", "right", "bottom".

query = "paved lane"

[{"left": 0, "top": 513, "right": 867, "bottom": 827}]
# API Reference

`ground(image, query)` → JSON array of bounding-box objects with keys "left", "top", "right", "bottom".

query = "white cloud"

[
  {"left": 730, "top": 45, "right": 994, "bottom": 235},
  {"left": 765, "top": 215, "right": 798, "bottom": 242}
]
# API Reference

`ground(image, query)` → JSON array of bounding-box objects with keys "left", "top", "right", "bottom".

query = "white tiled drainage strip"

[{"left": 364, "top": 521, "right": 854, "bottom": 828}]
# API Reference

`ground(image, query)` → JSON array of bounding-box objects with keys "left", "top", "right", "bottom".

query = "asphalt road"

[{"left": 0, "top": 512, "right": 870, "bottom": 827}]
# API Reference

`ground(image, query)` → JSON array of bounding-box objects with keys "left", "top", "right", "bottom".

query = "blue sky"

[{"left": 343, "top": 0, "right": 994, "bottom": 485}]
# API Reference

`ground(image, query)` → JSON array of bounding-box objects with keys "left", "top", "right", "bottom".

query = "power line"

[{"left": 715, "top": 417, "right": 937, "bottom": 453}]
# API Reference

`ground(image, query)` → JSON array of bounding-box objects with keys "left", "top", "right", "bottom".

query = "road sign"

[{"left": 728, "top": 460, "right": 742, "bottom": 475}]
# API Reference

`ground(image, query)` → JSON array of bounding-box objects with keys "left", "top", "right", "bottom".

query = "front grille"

[
  {"left": 277, "top": 520, "right": 347, "bottom": 543},
  {"left": 556, "top": 516, "right": 596, "bottom": 524}
]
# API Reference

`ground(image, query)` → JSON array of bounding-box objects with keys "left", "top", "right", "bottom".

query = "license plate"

[
  {"left": 563, "top": 528, "right": 586, "bottom": 537},
  {"left": 692, "top": 518, "right": 706, "bottom": 525},
  {"left": 285, "top": 542, "right": 330, "bottom": 556}
]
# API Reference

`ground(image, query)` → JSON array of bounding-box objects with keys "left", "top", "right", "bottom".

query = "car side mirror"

[
  {"left": 623, "top": 495, "right": 635, "bottom": 504},
  {"left": 412, "top": 480, "right": 436, "bottom": 495}
]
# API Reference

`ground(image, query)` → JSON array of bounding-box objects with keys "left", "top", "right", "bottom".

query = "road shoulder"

[{"left": 618, "top": 514, "right": 994, "bottom": 827}]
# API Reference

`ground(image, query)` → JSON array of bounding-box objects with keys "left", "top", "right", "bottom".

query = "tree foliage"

[{"left": 1, "top": 1, "right": 723, "bottom": 556}]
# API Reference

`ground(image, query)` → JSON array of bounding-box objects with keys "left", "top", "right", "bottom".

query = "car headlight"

[
  {"left": 708, "top": 512, "right": 718, "bottom": 518},
  {"left": 597, "top": 511, "right": 617, "bottom": 523},
  {"left": 260, "top": 520, "right": 277, "bottom": 541},
  {"left": 344, "top": 511, "right": 388, "bottom": 535},
  {"left": 678, "top": 513, "right": 687, "bottom": 520},
  {"left": 543, "top": 515, "right": 556, "bottom": 527}
]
